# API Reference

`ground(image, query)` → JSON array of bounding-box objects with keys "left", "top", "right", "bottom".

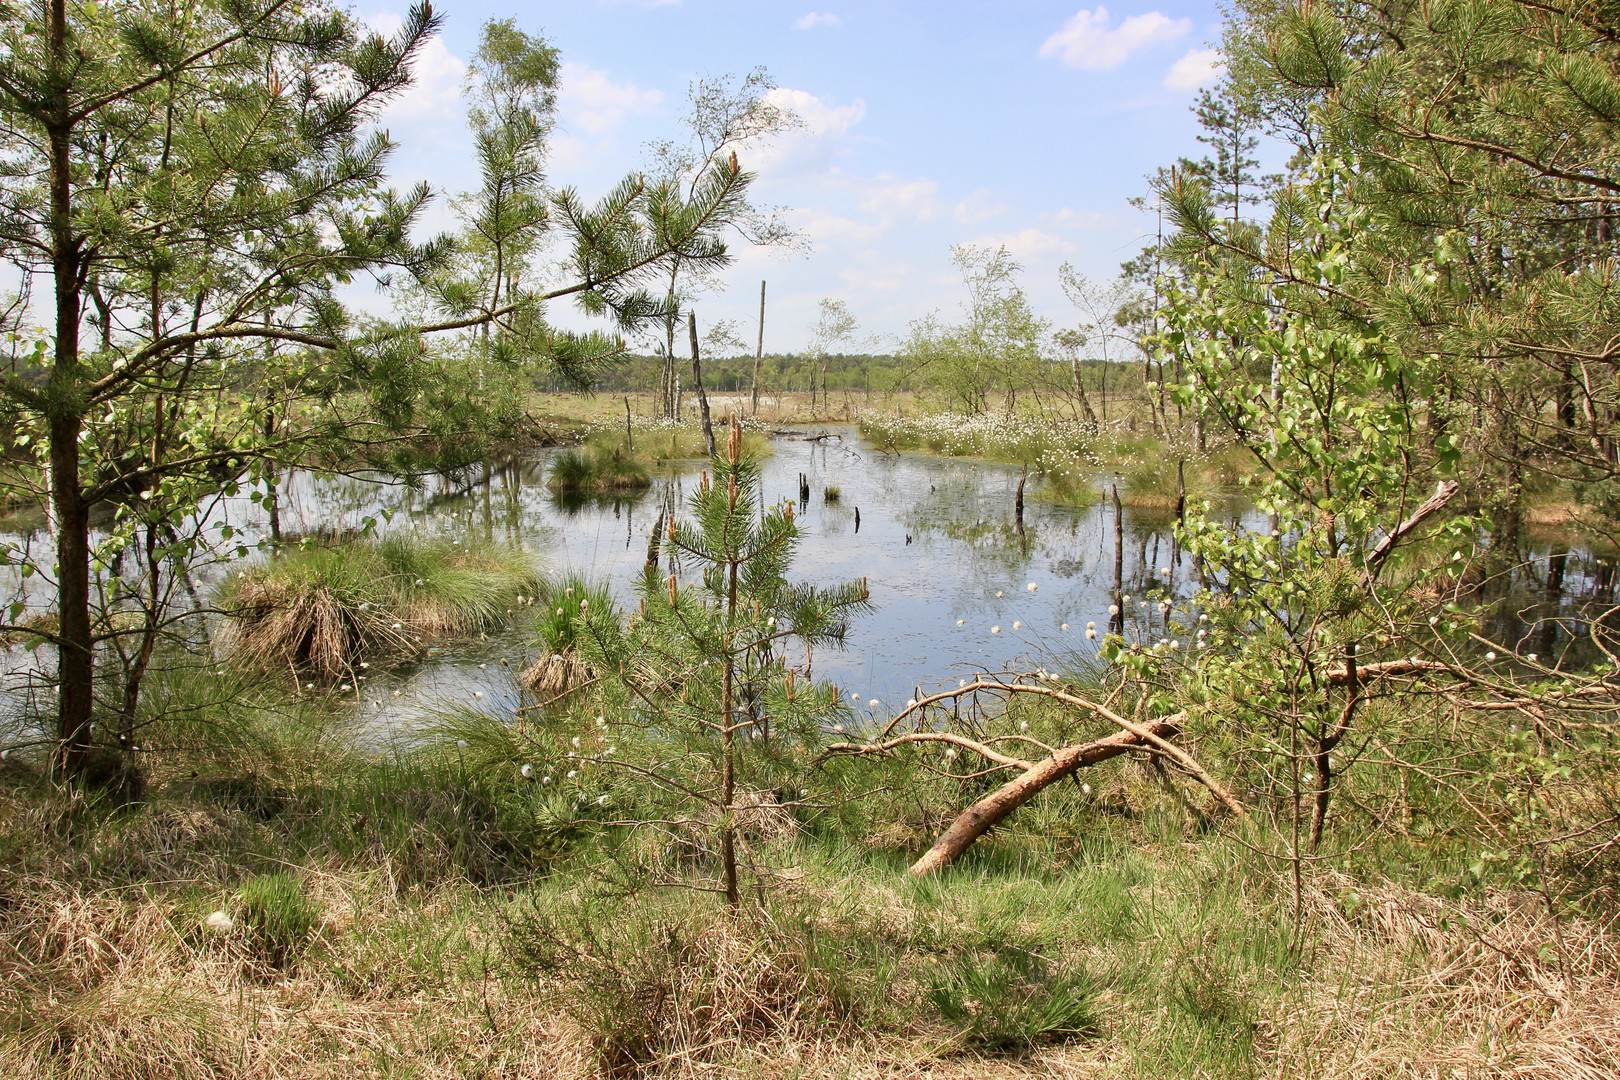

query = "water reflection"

[{"left": 0, "top": 428, "right": 1613, "bottom": 737}]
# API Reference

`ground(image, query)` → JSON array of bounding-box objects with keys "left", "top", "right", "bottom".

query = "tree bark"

[
  {"left": 47, "top": 0, "right": 94, "bottom": 781},
  {"left": 910, "top": 717, "right": 1182, "bottom": 875}
]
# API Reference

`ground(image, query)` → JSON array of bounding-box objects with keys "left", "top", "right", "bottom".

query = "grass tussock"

[
  {"left": 224, "top": 534, "right": 541, "bottom": 679},
  {"left": 549, "top": 432, "right": 653, "bottom": 494}
]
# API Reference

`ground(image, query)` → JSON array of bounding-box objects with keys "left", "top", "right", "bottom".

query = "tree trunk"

[
  {"left": 750, "top": 280, "right": 765, "bottom": 415},
  {"left": 46, "top": 10, "right": 94, "bottom": 781},
  {"left": 688, "top": 312, "right": 716, "bottom": 457},
  {"left": 910, "top": 718, "right": 1181, "bottom": 875},
  {"left": 1071, "top": 355, "right": 1098, "bottom": 430}
]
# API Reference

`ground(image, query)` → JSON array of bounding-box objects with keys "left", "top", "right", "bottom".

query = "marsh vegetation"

[{"left": 4, "top": 0, "right": 1620, "bottom": 1077}]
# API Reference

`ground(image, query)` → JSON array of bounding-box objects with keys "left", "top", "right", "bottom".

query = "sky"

[{"left": 363, "top": 0, "right": 1233, "bottom": 353}]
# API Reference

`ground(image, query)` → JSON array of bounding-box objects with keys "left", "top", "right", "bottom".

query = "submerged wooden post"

[
  {"left": 1175, "top": 458, "right": 1186, "bottom": 522},
  {"left": 1112, "top": 484, "right": 1124, "bottom": 634},
  {"left": 624, "top": 396, "right": 633, "bottom": 452}
]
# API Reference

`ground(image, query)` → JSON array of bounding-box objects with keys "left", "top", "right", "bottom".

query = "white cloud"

[
  {"left": 970, "top": 228, "right": 1077, "bottom": 259},
  {"left": 742, "top": 88, "right": 866, "bottom": 176},
  {"left": 858, "top": 172, "right": 942, "bottom": 224},
  {"left": 1164, "top": 47, "right": 1225, "bottom": 91},
  {"left": 954, "top": 188, "right": 1009, "bottom": 224},
  {"left": 557, "top": 61, "right": 663, "bottom": 137},
  {"left": 1038, "top": 7, "right": 1190, "bottom": 70},
  {"left": 793, "top": 12, "right": 844, "bottom": 30},
  {"left": 839, "top": 260, "right": 911, "bottom": 293},
  {"left": 1042, "top": 206, "right": 1110, "bottom": 229}
]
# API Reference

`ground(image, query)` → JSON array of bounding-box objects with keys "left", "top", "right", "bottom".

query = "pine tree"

[
  {"left": 0, "top": 1, "right": 756, "bottom": 781},
  {"left": 578, "top": 415, "right": 870, "bottom": 905}
]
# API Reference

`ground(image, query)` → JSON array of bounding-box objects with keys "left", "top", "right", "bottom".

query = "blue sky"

[{"left": 365, "top": 1, "right": 1231, "bottom": 352}]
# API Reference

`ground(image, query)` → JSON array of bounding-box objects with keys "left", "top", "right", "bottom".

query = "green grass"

[
  {"left": 222, "top": 533, "right": 541, "bottom": 680},
  {"left": 547, "top": 431, "right": 653, "bottom": 493},
  {"left": 1, "top": 651, "right": 1615, "bottom": 1078}
]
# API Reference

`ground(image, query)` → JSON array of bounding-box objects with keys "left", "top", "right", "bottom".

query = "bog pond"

[{"left": 0, "top": 426, "right": 1610, "bottom": 739}]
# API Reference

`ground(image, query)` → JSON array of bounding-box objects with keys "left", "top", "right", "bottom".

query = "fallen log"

[{"left": 907, "top": 715, "right": 1182, "bottom": 876}]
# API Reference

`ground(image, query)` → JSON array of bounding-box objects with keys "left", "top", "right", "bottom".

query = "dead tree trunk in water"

[
  {"left": 689, "top": 312, "right": 716, "bottom": 458},
  {"left": 750, "top": 280, "right": 765, "bottom": 415}
]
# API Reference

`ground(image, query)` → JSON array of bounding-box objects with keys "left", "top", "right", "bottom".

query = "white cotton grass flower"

[
  {"left": 1199, "top": 613, "right": 1208, "bottom": 623},
  {"left": 943, "top": 747, "right": 957, "bottom": 760},
  {"left": 605, "top": 746, "right": 616, "bottom": 756},
  {"left": 991, "top": 626, "right": 1001, "bottom": 634},
  {"left": 456, "top": 740, "right": 468, "bottom": 749},
  {"left": 521, "top": 764, "right": 534, "bottom": 779},
  {"left": 1123, "top": 595, "right": 1131, "bottom": 603},
  {"left": 566, "top": 769, "right": 577, "bottom": 779},
  {"left": 1170, "top": 640, "right": 1181, "bottom": 650},
  {"left": 1061, "top": 622, "right": 1070, "bottom": 631},
  {"left": 800, "top": 788, "right": 810, "bottom": 798},
  {"left": 1485, "top": 651, "right": 1497, "bottom": 660},
  {"left": 868, "top": 698, "right": 880, "bottom": 708},
  {"left": 906, "top": 699, "right": 917, "bottom": 708},
  {"left": 956, "top": 619, "right": 965, "bottom": 626},
  {"left": 1087, "top": 621, "right": 1096, "bottom": 630},
  {"left": 1086, "top": 628, "right": 1097, "bottom": 639},
  {"left": 832, "top": 724, "right": 844, "bottom": 734},
  {"left": 478, "top": 663, "right": 486, "bottom": 670},
  {"left": 1019, "top": 721, "right": 1029, "bottom": 732},
  {"left": 1080, "top": 783, "right": 1092, "bottom": 796},
  {"left": 541, "top": 775, "right": 551, "bottom": 785},
  {"left": 1027, "top": 582, "right": 1038, "bottom": 592},
  {"left": 393, "top": 690, "right": 403, "bottom": 697},
  {"left": 1108, "top": 604, "right": 1119, "bottom": 616},
  {"left": 596, "top": 794, "right": 610, "bottom": 806},
  {"left": 959, "top": 679, "right": 968, "bottom": 688},
  {"left": 1527, "top": 653, "right": 1539, "bottom": 662},
  {"left": 472, "top": 691, "right": 483, "bottom": 699},
  {"left": 851, "top": 693, "right": 860, "bottom": 702},
  {"left": 571, "top": 736, "right": 581, "bottom": 748},
  {"left": 1012, "top": 620, "right": 1022, "bottom": 630},
  {"left": 1159, "top": 567, "right": 1170, "bottom": 577},
  {"left": 996, "top": 590, "right": 1003, "bottom": 598},
  {"left": 205, "top": 910, "right": 234, "bottom": 932},
  {"left": 392, "top": 622, "right": 403, "bottom": 630}
]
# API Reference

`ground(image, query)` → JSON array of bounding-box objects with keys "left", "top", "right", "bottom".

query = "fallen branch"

[{"left": 908, "top": 715, "right": 1183, "bottom": 876}]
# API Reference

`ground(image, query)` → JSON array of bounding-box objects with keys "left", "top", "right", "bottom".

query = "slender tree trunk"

[
  {"left": 46, "top": 4, "right": 94, "bottom": 781},
  {"left": 750, "top": 280, "right": 765, "bottom": 415},
  {"left": 1071, "top": 355, "right": 1098, "bottom": 430},
  {"left": 689, "top": 312, "right": 715, "bottom": 457}
]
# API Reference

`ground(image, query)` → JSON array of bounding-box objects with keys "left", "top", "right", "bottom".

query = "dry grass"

[
  {"left": 1265, "top": 874, "right": 1620, "bottom": 1080},
  {"left": 224, "top": 536, "right": 540, "bottom": 680}
]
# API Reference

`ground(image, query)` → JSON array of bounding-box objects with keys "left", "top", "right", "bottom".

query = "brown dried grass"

[
  {"left": 227, "top": 577, "right": 413, "bottom": 681},
  {"left": 1260, "top": 873, "right": 1620, "bottom": 1079}
]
